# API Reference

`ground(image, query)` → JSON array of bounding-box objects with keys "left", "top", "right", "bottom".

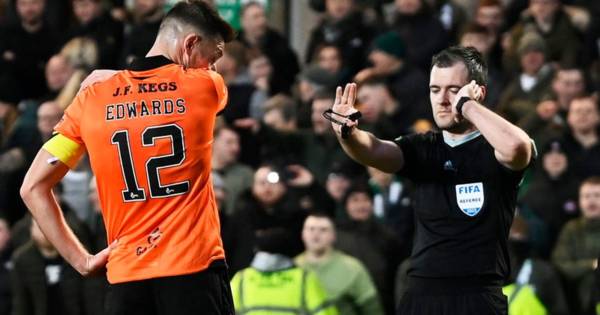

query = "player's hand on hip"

[
  {"left": 79, "top": 239, "right": 118, "bottom": 276},
  {"left": 331, "top": 83, "right": 359, "bottom": 137}
]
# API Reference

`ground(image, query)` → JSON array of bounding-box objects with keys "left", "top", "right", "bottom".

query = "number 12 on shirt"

[{"left": 111, "top": 124, "right": 190, "bottom": 202}]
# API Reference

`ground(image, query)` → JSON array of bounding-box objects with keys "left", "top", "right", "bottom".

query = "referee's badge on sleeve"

[{"left": 455, "top": 182, "right": 484, "bottom": 216}]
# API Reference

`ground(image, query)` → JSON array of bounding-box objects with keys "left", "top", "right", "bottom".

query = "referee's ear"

[{"left": 478, "top": 85, "right": 487, "bottom": 103}]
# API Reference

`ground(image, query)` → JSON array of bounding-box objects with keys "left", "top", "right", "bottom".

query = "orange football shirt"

[{"left": 55, "top": 56, "right": 227, "bottom": 283}]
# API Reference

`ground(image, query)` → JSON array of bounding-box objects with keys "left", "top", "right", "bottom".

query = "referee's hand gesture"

[
  {"left": 452, "top": 80, "right": 484, "bottom": 122},
  {"left": 331, "top": 83, "right": 359, "bottom": 138}
]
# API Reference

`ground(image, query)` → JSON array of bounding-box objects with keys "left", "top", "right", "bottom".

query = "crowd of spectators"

[{"left": 1, "top": 0, "right": 600, "bottom": 314}]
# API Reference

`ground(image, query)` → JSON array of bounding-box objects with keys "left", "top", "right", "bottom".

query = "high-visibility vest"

[
  {"left": 231, "top": 267, "right": 338, "bottom": 315},
  {"left": 502, "top": 284, "right": 547, "bottom": 315},
  {"left": 501, "top": 259, "right": 548, "bottom": 315}
]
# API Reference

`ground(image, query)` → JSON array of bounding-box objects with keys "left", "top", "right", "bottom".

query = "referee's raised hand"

[{"left": 331, "top": 83, "right": 359, "bottom": 138}]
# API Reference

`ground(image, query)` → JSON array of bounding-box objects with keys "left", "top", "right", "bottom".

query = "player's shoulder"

[{"left": 78, "top": 70, "right": 129, "bottom": 97}]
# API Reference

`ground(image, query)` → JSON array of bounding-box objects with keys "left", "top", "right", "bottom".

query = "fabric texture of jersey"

[
  {"left": 54, "top": 56, "right": 227, "bottom": 283},
  {"left": 394, "top": 131, "right": 527, "bottom": 285}
]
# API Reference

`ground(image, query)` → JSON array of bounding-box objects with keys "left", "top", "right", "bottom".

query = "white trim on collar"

[{"left": 443, "top": 130, "right": 481, "bottom": 147}]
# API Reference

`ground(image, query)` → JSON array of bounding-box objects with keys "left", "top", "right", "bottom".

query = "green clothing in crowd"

[
  {"left": 552, "top": 218, "right": 600, "bottom": 314},
  {"left": 295, "top": 250, "right": 384, "bottom": 315}
]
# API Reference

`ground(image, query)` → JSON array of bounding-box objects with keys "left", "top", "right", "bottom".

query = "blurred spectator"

[
  {"left": 295, "top": 213, "right": 384, "bottom": 315},
  {"left": 499, "top": 30, "right": 553, "bottom": 124},
  {"left": 313, "top": 43, "right": 346, "bottom": 80},
  {"left": 552, "top": 176, "right": 600, "bottom": 315},
  {"left": 44, "top": 54, "right": 76, "bottom": 99},
  {"left": 120, "top": 0, "right": 165, "bottom": 67},
  {"left": 35, "top": 101, "right": 62, "bottom": 144},
  {"left": 238, "top": 1, "right": 299, "bottom": 95},
  {"left": 296, "top": 65, "right": 338, "bottom": 128},
  {"left": 237, "top": 90, "right": 356, "bottom": 184},
  {"left": 0, "top": 216, "right": 12, "bottom": 315},
  {"left": 66, "top": 0, "right": 124, "bottom": 68},
  {"left": 505, "top": 0, "right": 583, "bottom": 71},
  {"left": 59, "top": 36, "right": 98, "bottom": 72},
  {"left": 390, "top": 0, "right": 449, "bottom": 72},
  {"left": 474, "top": 0, "right": 505, "bottom": 69},
  {"left": 0, "top": 80, "right": 38, "bottom": 224},
  {"left": 357, "top": 76, "right": 429, "bottom": 138},
  {"left": 430, "top": 0, "right": 468, "bottom": 43},
  {"left": 519, "top": 66, "right": 586, "bottom": 143},
  {"left": 0, "top": 0, "right": 59, "bottom": 101},
  {"left": 223, "top": 165, "right": 312, "bottom": 274},
  {"left": 355, "top": 31, "right": 429, "bottom": 113},
  {"left": 559, "top": 96, "right": 600, "bottom": 179},
  {"left": 83, "top": 176, "right": 108, "bottom": 315},
  {"left": 10, "top": 219, "right": 89, "bottom": 315},
  {"left": 503, "top": 215, "right": 569, "bottom": 315},
  {"left": 518, "top": 140, "right": 580, "bottom": 258},
  {"left": 247, "top": 52, "right": 272, "bottom": 104},
  {"left": 335, "top": 183, "right": 402, "bottom": 315},
  {"left": 211, "top": 125, "right": 253, "bottom": 216},
  {"left": 367, "top": 166, "right": 414, "bottom": 258},
  {"left": 325, "top": 161, "right": 358, "bottom": 216},
  {"left": 230, "top": 228, "right": 338, "bottom": 315},
  {"left": 217, "top": 41, "right": 267, "bottom": 122},
  {"left": 262, "top": 94, "right": 297, "bottom": 132},
  {"left": 60, "top": 158, "right": 93, "bottom": 225},
  {"left": 211, "top": 171, "right": 228, "bottom": 231},
  {"left": 550, "top": 67, "right": 587, "bottom": 115},
  {"left": 306, "top": 0, "right": 375, "bottom": 76},
  {"left": 475, "top": 0, "right": 504, "bottom": 35},
  {"left": 459, "top": 23, "right": 506, "bottom": 107},
  {"left": 53, "top": 36, "right": 99, "bottom": 110}
]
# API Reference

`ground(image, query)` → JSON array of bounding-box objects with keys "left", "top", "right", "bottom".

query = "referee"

[{"left": 328, "top": 46, "right": 535, "bottom": 314}]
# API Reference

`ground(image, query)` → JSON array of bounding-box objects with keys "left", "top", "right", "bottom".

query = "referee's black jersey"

[{"left": 395, "top": 131, "right": 529, "bottom": 285}]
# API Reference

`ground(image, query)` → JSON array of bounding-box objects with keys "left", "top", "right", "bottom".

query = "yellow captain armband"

[{"left": 42, "top": 134, "right": 85, "bottom": 169}]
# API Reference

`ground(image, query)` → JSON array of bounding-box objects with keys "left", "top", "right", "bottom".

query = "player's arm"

[
  {"left": 330, "top": 83, "right": 405, "bottom": 173},
  {"left": 20, "top": 136, "right": 115, "bottom": 276},
  {"left": 456, "top": 81, "right": 534, "bottom": 171}
]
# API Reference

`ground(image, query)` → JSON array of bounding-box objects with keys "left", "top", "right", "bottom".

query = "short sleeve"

[
  {"left": 54, "top": 92, "right": 86, "bottom": 144},
  {"left": 208, "top": 70, "right": 228, "bottom": 112},
  {"left": 393, "top": 133, "right": 433, "bottom": 180}
]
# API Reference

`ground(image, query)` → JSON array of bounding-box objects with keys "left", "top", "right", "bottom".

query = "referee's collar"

[
  {"left": 443, "top": 130, "right": 481, "bottom": 147},
  {"left": 128, "top": 55, "right": 174, "bottom": 71}
]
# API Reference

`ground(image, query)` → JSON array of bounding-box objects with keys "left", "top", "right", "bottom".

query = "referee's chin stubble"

[{"left": 435, "top": 112, "right": 472, "bottom": 133}]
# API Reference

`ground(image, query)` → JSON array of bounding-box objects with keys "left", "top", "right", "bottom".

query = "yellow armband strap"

[{"left": 42, "top": 134, "right": 85, "bottom": 169}]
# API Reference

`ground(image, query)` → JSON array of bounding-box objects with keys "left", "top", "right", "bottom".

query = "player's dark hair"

[
  {"left": 162, "top": 0, "right": 235, "bottom": 42},
  {"left": 431, "top": 46, "right": 488, "bottom": 86}
]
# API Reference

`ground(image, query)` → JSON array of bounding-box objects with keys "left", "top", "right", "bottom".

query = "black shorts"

[
  {"left": 397, "top": 277, "right": 508, "bottom": 315},
  {"left": 105, "top": 263, "right": 234, "bottom": 315}
]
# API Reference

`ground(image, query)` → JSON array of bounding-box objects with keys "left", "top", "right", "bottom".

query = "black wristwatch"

[{"left": 456, "top": 96, "right": 473, "bottom": 117}]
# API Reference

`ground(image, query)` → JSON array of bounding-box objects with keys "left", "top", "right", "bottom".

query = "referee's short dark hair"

[
  {"left": 162, "top": 0, "right": 235, "bottom": 42},
  {"left": 431, "top": 46, "right": 488, "bottom": 86}
]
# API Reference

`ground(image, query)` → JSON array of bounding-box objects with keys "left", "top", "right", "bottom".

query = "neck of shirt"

[{"left": 442, "top": 130, "right": 481, "bottom": 147}]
